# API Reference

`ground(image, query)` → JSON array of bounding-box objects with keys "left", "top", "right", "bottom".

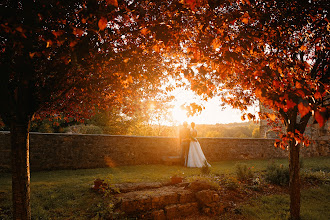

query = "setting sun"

[
  {"left": 169, "top": 88, "right": 258, "bottom": 125},
  {"left": 171, "top": 105, "right": 189, "bottom": 123}
]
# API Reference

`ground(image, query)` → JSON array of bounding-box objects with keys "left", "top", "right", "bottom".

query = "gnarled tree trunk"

[{"left": 11, "top": 120, "right": 31, "bottom": 220}]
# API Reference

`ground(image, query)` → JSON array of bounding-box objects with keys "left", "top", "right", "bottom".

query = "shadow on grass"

[{"left": 0, "top": 157, "right": 329, "bottom": 219}]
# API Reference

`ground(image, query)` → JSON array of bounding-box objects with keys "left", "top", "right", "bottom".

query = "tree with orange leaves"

[
  {"left": 176, "top": 0, "right": 329, "bottom": 219},
  {"left": 1, "top": 0, "right": 328, "bottom": 219},
  {"left": 0, "top": 0, "right": 191, "bottom": 218}
]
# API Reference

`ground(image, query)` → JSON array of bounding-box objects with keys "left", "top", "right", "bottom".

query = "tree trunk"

[
  {"left": 11, "top": 121, "right": 31, "bottom": 220},
  {"left": 289, "top": 140, "right": 300, "bottom": 220}
]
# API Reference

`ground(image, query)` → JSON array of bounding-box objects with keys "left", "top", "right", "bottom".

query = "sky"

[{"left": 169, "top": 88, "right": 259, "bottom": 125}]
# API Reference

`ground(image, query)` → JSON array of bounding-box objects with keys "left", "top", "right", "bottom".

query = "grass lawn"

[
  {"left": 0, "top": 157, "right": 329, "bottom": 219},
  {"left": 239, "top": 184, "right": 330, "bottom": 220}
]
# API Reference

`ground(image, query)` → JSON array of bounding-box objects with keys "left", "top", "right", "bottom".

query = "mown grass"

[
  {"left": 0, "top": 157, "right": 329, "bottom": 219},
  {"left": 241, "top": 184, "right": 330, "bottom": 220}
]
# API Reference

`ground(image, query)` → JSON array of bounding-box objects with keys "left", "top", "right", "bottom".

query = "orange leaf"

[
  {"left": 269, "top": 113, "right": 276, "bottom": 121},
  {"left": 242, "top": 17, "right": 249, "bottom": 24},
  {"left": 46, "top": 40, "right": 52, "bottom": 48},
  {"left": 140, "top": 28, "right": 150, "bottom": 35},
  {"left": 255, "top": 88, "right": 262, "bottom": 97},
  {"left": 298, "top": 102, "right": 310, "bottom": 117},
  {"left": 300, "top": 45, "right": 307, "bottom": 51},
  {"left": 98, "top": 17, "right": 107, "bottom": 31},
  {"left": 296, "top": 81, "right": 302, "bottom": 89},
  {"left": 153, "top": 44, "right": 160, "bottom": 53},
  {"left": 29, "top": 52, "right": 35, "bottom": 58},
  {"left": 106, "top": 0, "right": 118, "bottom": 7},
  {"left": 193, "top": 48, "right": 201, "bottom": 61},
  {"left": 211, "top": 39, "right": 221, "bottom": 49},
  {"left": 314, "top": 110, "right": 325, "bottom": 127},
  {"left": 247, "top": 113, "right": 255, "bottom": 120}
]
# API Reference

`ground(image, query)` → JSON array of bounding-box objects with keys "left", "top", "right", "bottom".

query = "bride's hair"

[{"left": 191, "top": 122, "right": 195, "bottom": 128}]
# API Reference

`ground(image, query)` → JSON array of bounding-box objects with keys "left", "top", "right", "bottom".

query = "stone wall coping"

[
  {"left": 0, "top": 131, "right": 275, "bottom": 141},
  {"left": 0, "top": 131, "right": 328, "bottom": 171}
]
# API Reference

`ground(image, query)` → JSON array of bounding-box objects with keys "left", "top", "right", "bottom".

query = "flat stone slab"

[
  {"left": 114, "top": 182, "right": 164, "bottom": 193},
  {"left": 115, "top": 185, "right": 196, "bottom": 214},
  {"left": 112, "top": 180, "right": 229, "bottom": 219}
]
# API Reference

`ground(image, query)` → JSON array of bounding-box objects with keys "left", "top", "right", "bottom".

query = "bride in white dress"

[{"left": 187, "top": 122, "right": 210, "bottom": 168}]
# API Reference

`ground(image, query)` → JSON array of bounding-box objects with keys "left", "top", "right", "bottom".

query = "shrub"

[
  {"left": 186, "top": 175, "right": 221, "bottom": 190},
  {"left": 235, "top": 163, "right": 254, "bottom": 182},
  {"left": 223, "top": 176, "right": 240, "bottom": 190},
  {"left": 265, "top": 163, "right": 289, "bottom": 186},
  {"left": 92, "top": 175, "right": 122, "bottom": 219},
  {"left": 65, "top": 124, "right": 103, "bottom": 134},
  {"left": 301, "top": 170, "right": 330, "bottom": 184}
]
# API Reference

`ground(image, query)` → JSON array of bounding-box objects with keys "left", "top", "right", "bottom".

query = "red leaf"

[
  {"left": 69, "top": 41, "right": 77, "bottom": 47},
  {"left": 185, "top": 0, "right": 197, "bottom": 11},
  {"left": 52, "top": 30, "right": 64, "bottom": 38},
  {"left": 286, "top": 99, "right": 296, "bottom": 110},
  {"left": 314, "top": 110, "right": 325, "bottom": 127},
  {"left": 16, "top": 26, "right": 23, "bottom": 32},
  {"left": 106, "top": 0, "right": 118, "bottom": 7},
  {"left": 296, "top": 90, "right": 305, "bottom": 98},
  {"left": 298, "top": 102, "right": 310, "bottom": 117},
  {"left": 98, "top": 17, "right": 107, "bottom": 31},
  {"left": 314, "top": 91, "right": 322, "bottom": 99},
  {"left": 73, "top": 28, "right": 84, "bottom": 37}
]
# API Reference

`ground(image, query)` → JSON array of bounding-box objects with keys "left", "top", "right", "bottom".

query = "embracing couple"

[{"left": 179, "top": 121, "right": 210, "bottom": 168}]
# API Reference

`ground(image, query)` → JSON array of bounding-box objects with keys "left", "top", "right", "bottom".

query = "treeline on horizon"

[{"left": 0, "top": 113, "right": 261, "bottom": 138}]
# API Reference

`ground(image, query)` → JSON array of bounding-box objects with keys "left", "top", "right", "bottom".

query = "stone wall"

[{"left": 0, "top": 131, "right": 329, "bottom": 172}]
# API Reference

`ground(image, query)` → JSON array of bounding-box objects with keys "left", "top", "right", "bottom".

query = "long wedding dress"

[{"left": 187, "top": 129, "right": 210, "bottom": 168}]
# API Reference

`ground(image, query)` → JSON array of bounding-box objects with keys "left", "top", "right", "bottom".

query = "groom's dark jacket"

[{"left": 179, "top": 127, "right": 190, "bottom": 142}]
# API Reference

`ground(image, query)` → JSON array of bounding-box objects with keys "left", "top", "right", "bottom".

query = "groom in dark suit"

[{"left": 179, "top": 121, "right": 191, "bottom": 166}]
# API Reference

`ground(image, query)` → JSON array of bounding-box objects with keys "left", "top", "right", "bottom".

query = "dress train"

[{"left": 187, "top": 141, "right": 210, "bottom": 168}]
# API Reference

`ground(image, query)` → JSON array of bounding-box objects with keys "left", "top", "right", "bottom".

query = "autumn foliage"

[
  {"left": 0, "top": 0, "right": 329, "bottom": 220},
  {"left": 173, "top": 1, "right": 329, "bottom": 219}
]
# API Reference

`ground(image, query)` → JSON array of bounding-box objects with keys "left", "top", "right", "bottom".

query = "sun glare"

[
  {"left": 168, "top": 88, "right": 258, "bottom": 125},
  {"left": 171, "top": 105, "right": 188, "bottom": 124}
]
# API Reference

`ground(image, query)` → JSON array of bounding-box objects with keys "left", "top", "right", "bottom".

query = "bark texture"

[
  {"left": 289, "top": 140, "right": 301, "bottom": 220},
  {"left": 11, "top": 121, "right": 31, "bottom": 220}
]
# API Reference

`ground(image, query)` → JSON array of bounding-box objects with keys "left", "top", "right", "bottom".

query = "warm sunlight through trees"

[
  {"left": 173, "top": 1, "right": 329, "bottom": 219},
  {"left": 1, "top": 0, "right": 328, "bottom": 219},
  {"left": 0, "top": 1, "right": 188, "bottom": 219}
]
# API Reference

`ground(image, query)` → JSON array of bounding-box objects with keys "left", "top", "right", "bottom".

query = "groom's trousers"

[{"left": 180, "top": 140, "right": 190, "bottom": 166}]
